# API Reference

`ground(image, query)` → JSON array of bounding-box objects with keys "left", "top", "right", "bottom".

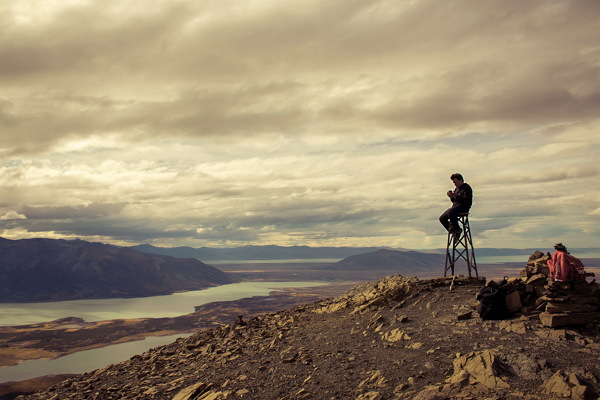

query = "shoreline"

[{"left": 0, "top": 283, "right": 355, "bottom": 369}]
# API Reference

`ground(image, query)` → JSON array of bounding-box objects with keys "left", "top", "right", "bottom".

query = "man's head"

[{"left": 450, "top": 173, "right": 464, "bottom": 187}]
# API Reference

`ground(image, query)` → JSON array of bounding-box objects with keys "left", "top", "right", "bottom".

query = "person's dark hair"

[
  {"left": 450, "top": 173, "right": 464, "bottom": 181},
  {"left": 553, "top": 243, "right": 568, "bottom": 253}
]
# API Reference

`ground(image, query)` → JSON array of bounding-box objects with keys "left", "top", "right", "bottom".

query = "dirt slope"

[{"left": 17, "top": 276, "right": 600, "bottom": 400}]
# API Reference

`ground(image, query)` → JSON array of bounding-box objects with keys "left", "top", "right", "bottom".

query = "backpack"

[{"left": 476, "top": 278, "right": 512, "bottom": 320}]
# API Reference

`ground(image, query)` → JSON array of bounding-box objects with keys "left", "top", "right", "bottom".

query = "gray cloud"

[
  {"left": 2, "top": 0, "right": 599, "bottom": 155},
  {"left": 21, "top": 203, "right": 127, "bottom": 220},
  {"left": 9, "top": 218, "right": 198, "bottom": 243},
  {"left": 0, "top": 0, "right": 599, "bottom": 249}
]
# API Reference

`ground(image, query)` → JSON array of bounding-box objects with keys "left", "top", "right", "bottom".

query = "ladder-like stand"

[{"left": 444, "top": 213, "right": 478, "bottom": 277}]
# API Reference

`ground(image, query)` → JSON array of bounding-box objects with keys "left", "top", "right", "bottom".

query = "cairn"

[
  {"left": 520, "top": 250, "right": 552, "bottom": 300},
  {"left": 510, "top": 250, "right": 600, "bottom": 327},
  {"left": 538, "top": 279, "right": 600, "bottom": 327}
]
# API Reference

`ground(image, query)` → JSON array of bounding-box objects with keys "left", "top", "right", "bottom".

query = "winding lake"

[
  {"left": 0, "top": 281, "right": 325, "bottom": 383},
  {"left": 0, "top": 333, "right": 193, "bottom": 383},
  {"left": 0, "top": 281, "right": 325, "bottom": 327}
]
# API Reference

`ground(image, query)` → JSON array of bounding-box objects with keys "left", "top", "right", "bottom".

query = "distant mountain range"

[
  {"left": 131, "top": 243, "right": 600, "bottom": 261},
  {"left": 323, "top": 249, "right": 445, "bottom": 274},
  {"left": 3, "top": 237, "right": 597, "bottom": 304},
  {"left": 130, "top": 244, "right": 387, "bottom": 260},
  {"left": 0, "top": 238, "right": 233, "bottom": 303}
]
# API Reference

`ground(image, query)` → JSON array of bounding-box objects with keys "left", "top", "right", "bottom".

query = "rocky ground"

[
  {"left": 0, "top": 284, "right": 354, "bottom": 368},
  {"left": 14, "top": 275, "right": 600, "bottom": 400}
]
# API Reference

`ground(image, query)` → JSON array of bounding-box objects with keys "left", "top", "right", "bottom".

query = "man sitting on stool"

[{"left": 439, "top": 173, "right": 473, "bottom": 241}]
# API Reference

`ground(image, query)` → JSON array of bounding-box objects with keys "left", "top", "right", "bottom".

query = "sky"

[{"left": 1, "top": 0, "right": 599, "bottom": 250}]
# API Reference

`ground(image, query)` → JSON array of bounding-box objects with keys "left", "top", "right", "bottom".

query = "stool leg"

[
  {"left": 464, "top": 217, "right": 478, "bottom": 277},
  {"left": 444, "top": 215, "right": 478, "bottom": 278}
]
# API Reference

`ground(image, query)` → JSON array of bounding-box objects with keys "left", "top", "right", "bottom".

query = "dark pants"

[{"left": 439, "top": 205, "right": 469, "bottom": 233}]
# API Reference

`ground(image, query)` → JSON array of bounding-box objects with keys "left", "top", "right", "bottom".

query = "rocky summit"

[{"left": 18, "top": 275, "right": 600, "bottom": 400}]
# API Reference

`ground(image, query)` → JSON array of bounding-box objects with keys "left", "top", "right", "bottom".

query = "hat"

[{"left": 553, "top": 243, "right": 568, "bottom": 252}]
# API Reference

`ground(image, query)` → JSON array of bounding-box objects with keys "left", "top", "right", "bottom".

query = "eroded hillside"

[
  {"left": 0, "top": 237, "right": 232, "bottom": 302},
  {"left": 17, "top": 275, "right": 600, "bottom": 400}
]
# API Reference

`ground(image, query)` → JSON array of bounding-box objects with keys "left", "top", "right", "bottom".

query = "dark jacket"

[{"left": 451, "top": 183, "right": 473, "bottom": 209}]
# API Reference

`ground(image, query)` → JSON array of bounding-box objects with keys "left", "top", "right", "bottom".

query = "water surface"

[
  {"left": 0, "top": 281, "right": 326, "bottom": 384},
  {"left": 0, "top": 281, "right": 326, "bottom": 327},
  {"left": 0, "top": 333, "right": 192, "bottom": 383}
]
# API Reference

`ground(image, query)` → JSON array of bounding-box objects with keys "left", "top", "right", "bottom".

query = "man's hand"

[{"left": 447, "top": 190, "right": 455, "bottom": 198}]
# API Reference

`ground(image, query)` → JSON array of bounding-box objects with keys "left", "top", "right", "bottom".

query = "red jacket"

[{"left": 547, "top": 250, "right": 586, "bottom": 282}]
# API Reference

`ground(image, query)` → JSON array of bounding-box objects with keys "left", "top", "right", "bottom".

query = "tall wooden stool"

[{"left": 444, "top": 212, "right": 478, "bottom": 277}]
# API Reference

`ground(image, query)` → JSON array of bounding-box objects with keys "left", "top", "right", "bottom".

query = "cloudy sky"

[{"left": 1, "top": 0, "right": 599, "bottom": 250}]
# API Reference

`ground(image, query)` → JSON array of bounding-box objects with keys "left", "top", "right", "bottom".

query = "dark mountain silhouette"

[
  {"left": 130, "top": 244, "right": 385, "bottom": 260},
  {"left": 0, "top": 237, "right": 233, "bottom": 303},
  {"left": 324, "top": 248, "right": 445, "bottom": 273}
]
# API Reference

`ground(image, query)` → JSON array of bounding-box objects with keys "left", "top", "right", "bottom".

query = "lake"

[
  {"left": 0, "top": 281, "right": 326, "bottom": 327},
  {"left": 0, "top": 281, "right": 325, "bottom": 383},
  {"left": 0, "top": 333, "right": 193, "bottom": 384}
]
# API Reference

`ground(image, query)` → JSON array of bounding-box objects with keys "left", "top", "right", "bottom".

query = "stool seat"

[{"left": 444, "top": 213, "right": 478, "bottom": 278}]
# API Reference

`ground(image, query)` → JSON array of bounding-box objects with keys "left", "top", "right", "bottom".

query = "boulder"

[
  {"left": 525, "top": 274, "right": 547, "bottom": 285},
  {"left": 452, "top": 350, "right": 510, "bottom": 389},
  {"left": 539, "top": 312, "right": 600, "bottom": 328},
  {"left": 545, "top": 302, "right": 598, "bottom": 313},
  {"left": 382, "top": 328, "right": 410, "bottom": 342},
  {"left": 540, "top": 371, "right": 593, "bottom": 400},
  {"left": 172, "top": 382, "right": 212, "bottom": 400}
]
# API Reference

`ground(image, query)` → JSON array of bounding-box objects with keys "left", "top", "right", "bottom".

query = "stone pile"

[
  {"left": 509, "top": 251, "right": 600, "bottom": 327},
  {"left": 520, "top": 251, "right": 551, "bottom": 287},
  {"left": 514, "top": 250, "right": 554, "bottom": 314},
  {"left": 538, "top": 280, "right": 600, "bottom": 328}
]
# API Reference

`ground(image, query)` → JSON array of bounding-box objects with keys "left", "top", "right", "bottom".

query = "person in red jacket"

[
  {"left": 547, "top": 243, "right": 586, "bottom": 282},
  {"left": 439, "top": 173, "right": 473, "bottom": 241}
]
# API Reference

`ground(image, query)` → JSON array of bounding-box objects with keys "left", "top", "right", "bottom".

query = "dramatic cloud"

[
  {"left": 1, "top": 0, "right": 599, "bottom": 250},
  {"left": 0, "top": 210, "right": 26, "bottom": 221}
]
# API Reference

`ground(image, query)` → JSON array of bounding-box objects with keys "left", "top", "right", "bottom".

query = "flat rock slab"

[{"left": 539, "top": 311, "right": 600, "bottom": 328}]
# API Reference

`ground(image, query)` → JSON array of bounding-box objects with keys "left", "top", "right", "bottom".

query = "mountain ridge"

[
  {"left": 324, "top": 248, "right": 445, "bottom": 273},
  {"left": 0, "top": 237, "right": 233, "bottom": 303},
  {"left": 130, "top": 244, "right": 389, "bottom": 260},
  {"left": 131, "top": 243, "right": 600, "bottom": 261}
]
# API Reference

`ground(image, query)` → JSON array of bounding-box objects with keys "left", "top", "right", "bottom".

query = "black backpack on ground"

[{"left": 476, "top": 278, "right": 512, "bottom": 320}]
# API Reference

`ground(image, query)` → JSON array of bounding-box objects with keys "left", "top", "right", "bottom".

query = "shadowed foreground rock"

[{"left": 17, "top": 275, "right": 600, "bottom": 400}]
